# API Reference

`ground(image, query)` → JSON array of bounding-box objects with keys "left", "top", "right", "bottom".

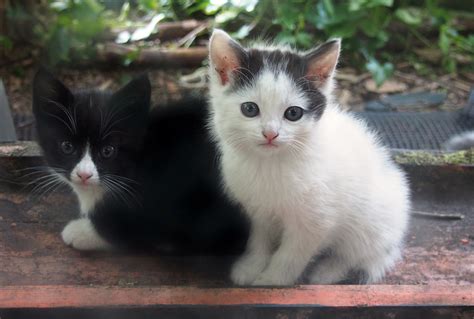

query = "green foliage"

[
  {"left": 38, "top": 0, "right": 112, "bottom": 64},
  {"left": 196, "top": 0, "right": 472, "bottom": 85},
  {"left": 0, "top": 35, "right": 13, "bottom": 50},
  {"left": 210, "top": 0, "right": 470, "bottom": 85},
  {"left": 8, "top": 0, "right": 472, "bottom": 83},
  {"left": 308, "top": 0, "right": 397, "bottom": 84}
]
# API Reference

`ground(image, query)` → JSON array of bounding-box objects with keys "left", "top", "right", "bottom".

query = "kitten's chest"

[
  {"left": 73, "top": 186, "right": 105, "bottom": 216},
  {"left": 222, "top": 153, "right": 311, "bottom": 213}
]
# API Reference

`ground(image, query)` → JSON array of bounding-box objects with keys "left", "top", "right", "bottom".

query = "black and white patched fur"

[
  {"left": 207, "top": 30, "right": 411, "bottom": 285},
  {"left": 32, "top": 68, "right": 248, "bottom": 254}
]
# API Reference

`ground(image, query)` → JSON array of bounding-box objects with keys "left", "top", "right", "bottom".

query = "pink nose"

[
  {"left": 77, "top": 172, "right": 92, "bottom": 182},
  {"left": 262, "top": 131, "right": 279, "bottom": 141}
]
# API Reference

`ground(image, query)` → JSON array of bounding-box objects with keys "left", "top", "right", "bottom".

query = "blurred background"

[{"left": 0, "top": 0, "right": 472, "bottom": 128}]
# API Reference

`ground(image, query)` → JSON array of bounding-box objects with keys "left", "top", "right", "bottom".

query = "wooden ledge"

[
  {"left": 0, "top": 141, "right": 41, "bottom": 157},
  {"left": 0, "top": 285, "right": 472, "bottom": 309}
]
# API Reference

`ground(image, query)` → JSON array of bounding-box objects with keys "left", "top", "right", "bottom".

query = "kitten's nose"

[
  {"left": 262, "top": 130, "right": 279, "bottom": 141},
  {"left": 77, "top": 171, "right": 93, "bottom": 182}
]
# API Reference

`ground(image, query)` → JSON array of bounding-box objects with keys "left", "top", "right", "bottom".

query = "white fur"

[
  {"left": 69, "top": 145, "right": 104, "bottom": 215},
  {"left": 58, "top": 144, "right": 110, "bottom": 250},
  {"left": 208, "top": 32, "right": 410, "bottom": 285},
  {"left": 61, "top": 218, "right": 112, "bottom": 250}
]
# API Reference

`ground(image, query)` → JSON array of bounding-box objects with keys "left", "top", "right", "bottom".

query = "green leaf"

[
  {"left": 442, "top": 56, "right": 456, "bottom": 73},
  {"left": 123, "top": 48, "right": 141, "bottom": 66},
  {"left": 47, "top": 27, "right": 71, "bottom": 64},
  {"left": 137, "top": 0, "right": 159, "bottom": 11},
  {"left": 349, "top": 0, "right": 363, "bottom": 11},
  {"left": 327, "top": 23, "right": 357, "bottom": 38},
  {"left": 0, "top": 35, "right": 13, "bottom": 50},
  {"left": 349, "top": 0, "right": 393, "bottom": 11},
  {"left": 50, "top": 0, "right": 69, "bottom": 12},
  {"left": 366, "top": 58, "right": 394, "bottom": 86},
  {"left": 322, "top": 0, "right": 335, "bottom": 16},
  {"left": 439, "top": 24, "right": 451, "bottom": 54},
  {"left": 295, "top": 32, "right": 313, "bottom": 48},
  {"left": 233, "top": 25, "right": 252, "bottom": 40},
  {"left": 395, "top": 8, "right": 422, "bottom": 25},
  {"left": 215, "top": 9, "right": 240, "bottom": 24},
  {"left": 360, "top": 7, "right": 391, "bottom": 37},
  {"left": 275, "top": 32, "right": 297, "bottom": 45}
]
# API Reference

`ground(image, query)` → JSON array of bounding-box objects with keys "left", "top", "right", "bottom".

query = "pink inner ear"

[
  {"left": 306, "top": 64, "right": 332, "bottom": 85},
  {"left": 215, "top": 56, "right": 239, "bottom": 85}
]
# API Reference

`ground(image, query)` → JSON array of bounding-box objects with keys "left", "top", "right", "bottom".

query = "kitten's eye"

[
  {"left": 284, "top": 106, "right": 304, "bottom": 121},
  {"left": 101, "top": 145, "right": 116, "bottom": 159},
  {"left": 241, "top": 102, "right": 260, "bottom": 118},
  {"left": 60, "top": 141, "right": 75, "bottom": 155}
]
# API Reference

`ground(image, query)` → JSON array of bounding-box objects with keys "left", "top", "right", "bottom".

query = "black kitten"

[{"left": 32, "top": 68, "right": 248, "bottom": 254}]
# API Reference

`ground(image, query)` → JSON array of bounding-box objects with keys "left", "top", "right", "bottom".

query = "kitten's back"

[{"left": 96, "top": 97, "right": 249, "bottom": 254}]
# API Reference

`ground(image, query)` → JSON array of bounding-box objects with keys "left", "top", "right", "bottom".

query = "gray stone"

[
  {"left": 365, "top": 100, "right": 393, "bottom": 112},
  {"left": 0, "top": 79, "right": 17, "bottom": 142},
  {"left": 382, "top": 92, "right": 446, "bottom": 110}
]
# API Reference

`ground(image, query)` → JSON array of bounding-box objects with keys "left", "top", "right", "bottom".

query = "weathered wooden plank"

[
  {"left": 0, "top": 246, "right": 471, "bottom": 286},
  {"left": 0, "top": 255, "right": 234, "bottom": 287},
  {"left": 0, "top": 157, "right": 473, "bottom": 287},
  {"left": 0, "top": 285, "right": 472, "bottom": 308},
  {"left": 0, "top": 79, "right": 17, "bottom": 142}
]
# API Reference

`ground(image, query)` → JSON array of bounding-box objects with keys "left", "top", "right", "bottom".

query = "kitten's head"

[
  {"left": 32, "top": 68, "right": 150, "bottom": 194},
  {"left": 208, "top": 30, "right": 340, "bottom": 156}
]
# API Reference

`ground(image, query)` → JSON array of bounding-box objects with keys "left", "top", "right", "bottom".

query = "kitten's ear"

[
  {"left": 305, "top": 39, "right": 341, "bottom": 89},
  {"left": 32, "top": 67, "right": 73, "bottom": 116},
  {"left": 111, "top": 74, "right": 151, "bottom": 113},
  {"left": 109, "top": 74, "right": 151, "bottom": 132},
  {"left": 209, "top": 29, "right": 246, "bottom": 86}
]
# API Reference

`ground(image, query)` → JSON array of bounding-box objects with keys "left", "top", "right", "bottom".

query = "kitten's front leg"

[
  {"left": 252, "top": 223, "right": 322, "bottom": 286},
  {"left": 231, "top": 218, "right": 274, "bottom": 285},
  {"left": 61, "top": 218, "right": 112, "bottom": 251}
]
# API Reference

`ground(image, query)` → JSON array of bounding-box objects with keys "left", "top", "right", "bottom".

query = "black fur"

[{"left": 33, "top": 68, "right": 249, "bottom": 255}]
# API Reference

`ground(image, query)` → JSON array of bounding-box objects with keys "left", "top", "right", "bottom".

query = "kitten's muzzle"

[
  {"left": 262, "top": 130, "right": 279, "bottom": 142},
  {"left": 76, "top": 171, "right": 93, "bottom": 183}
]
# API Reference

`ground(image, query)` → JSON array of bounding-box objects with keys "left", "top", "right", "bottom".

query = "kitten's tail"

[{"left": 444, "top": 131, "right": 474, "bottom": 151}]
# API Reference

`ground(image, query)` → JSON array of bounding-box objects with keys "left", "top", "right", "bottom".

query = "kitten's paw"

[
  {"left": 253, "top": 270, "right": 295, "bottom": 286},
  {"left": 252, "top": 272, "right": 294, "bottom": 286},
  {"left": 61, "top": 218, "right": 112, "bottom": 251},
  {"left": 231, "top": 254, "right": 268, "bottom": 285},
  {"left": 309, "top": 257, "right": 351, "bottom": 284}
]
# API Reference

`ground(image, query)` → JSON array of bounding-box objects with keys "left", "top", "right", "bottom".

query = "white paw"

[
  {"left": 310, "top": 270, "right": 340, "bottom": 285},
  {"left": 231, "top": 254, "right": 269, "bottom": 285},
  {"left": 253, "top": 270, "right": 295, "bottom": 286},
  {"left": 309, "top": 258, "right": 350, "bottom": 284},
  {"left": 61, "top": 218, "right": 112, "bottom": 251}
]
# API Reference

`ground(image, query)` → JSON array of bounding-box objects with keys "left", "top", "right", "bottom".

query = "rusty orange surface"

[
  {"left": 0, "top": 285, "right": 472, "bottom": 308},
  {"left": 0, "top": 157, "right": 473, "bottom": 311}
]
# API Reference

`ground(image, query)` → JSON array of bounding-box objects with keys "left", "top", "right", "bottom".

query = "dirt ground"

[{"left": 0, "top": 62, "right": 472, "bottom": 116}]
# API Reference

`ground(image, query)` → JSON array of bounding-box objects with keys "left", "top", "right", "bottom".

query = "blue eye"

[
  {"left": 241, "top": 102, "right": 260, "bottom": 118},
  {"left": 284, "top": 106, "right": 304, "bottom": 121}
]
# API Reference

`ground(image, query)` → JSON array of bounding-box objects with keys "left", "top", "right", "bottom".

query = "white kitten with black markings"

[{"left": 208, "top": 30, "right": 410, "bottom": 286}]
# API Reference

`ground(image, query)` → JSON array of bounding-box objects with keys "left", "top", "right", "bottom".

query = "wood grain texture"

[
  {"left": 0, "top": 285, "right": 472, "bottom": 308},
  {"left": 0, "top": 155, "right": 472, "bottom": 312}
]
